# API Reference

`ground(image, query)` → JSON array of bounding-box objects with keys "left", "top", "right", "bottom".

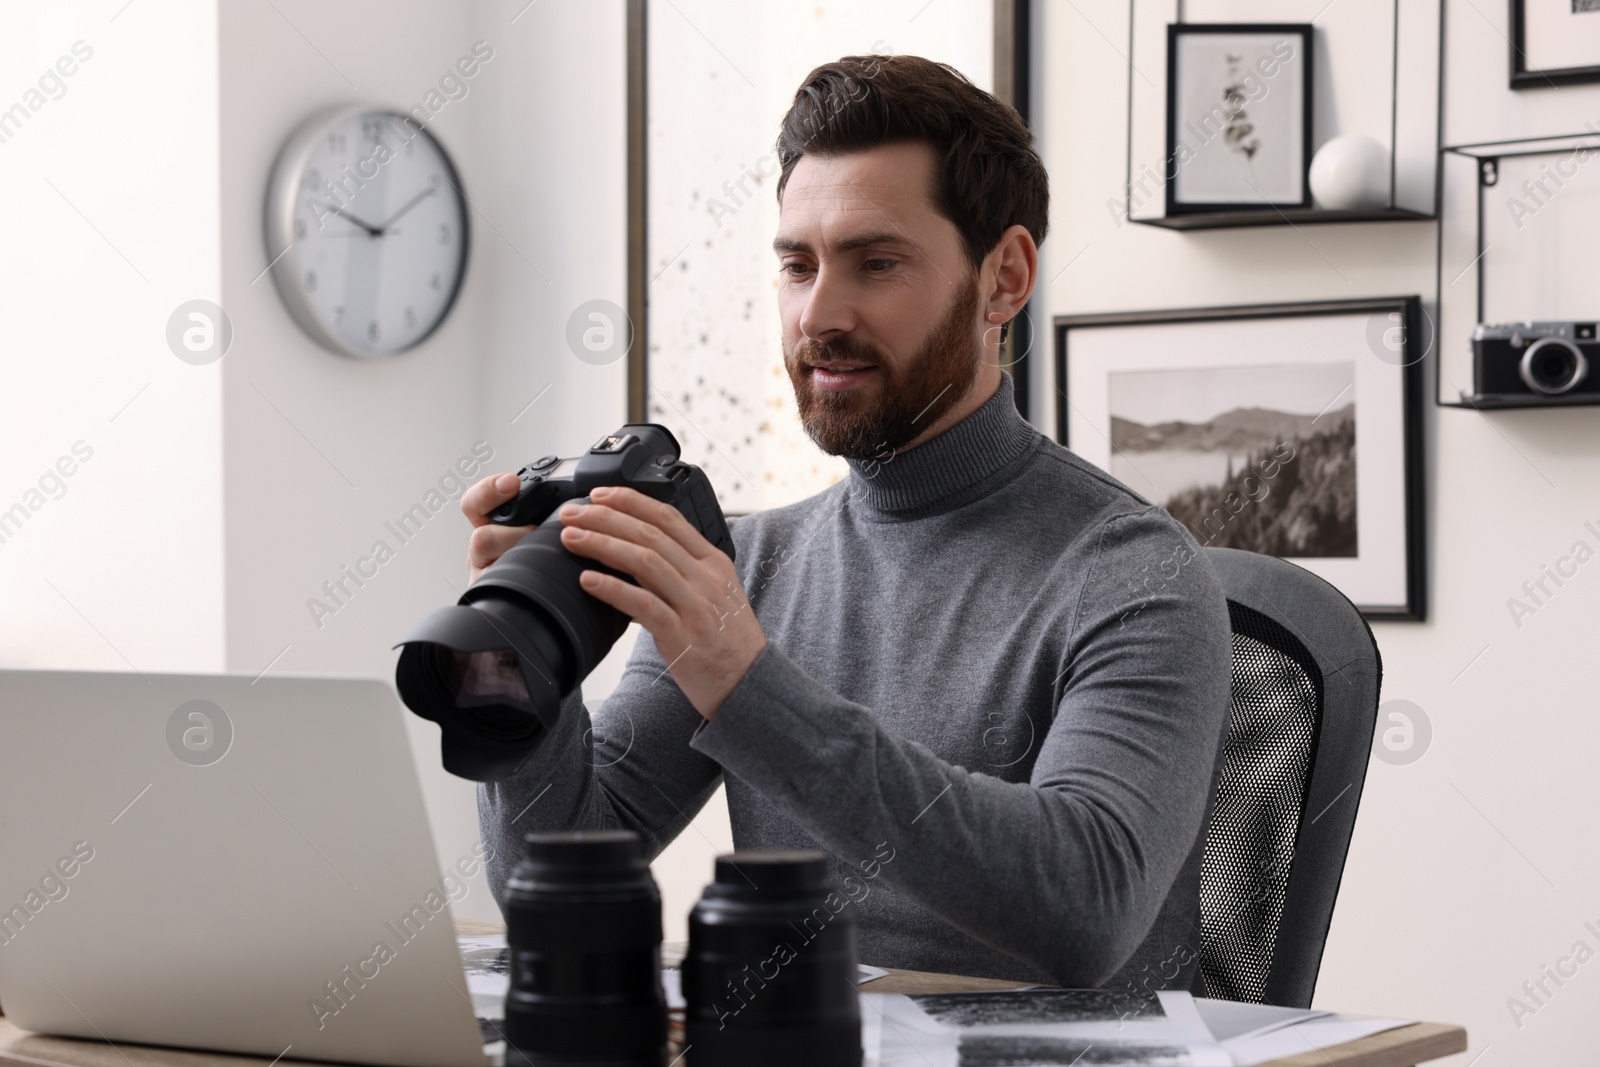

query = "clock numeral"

[
  {"left": 304, "top": 270, "right": 318, "bottom": 293},
  {"left": 362, "top": 118, "right": 385, "bottom": 144},
  {"left": 303, "top": 167, "right": 323, "bottom": 190},
  {"left": 293, "top": 218, "right": 306, "bottom": 239},
  {"left": 332, "top": 306, "right": 344, "bottom": 324},
  {"left": 438, "top": 223, "right": 451, "bottom": 245},
  {"left": 404, "top": 307, "right": 417, "bottom": 330},
  {"left": 328, "top": 132, "right": 347, "bottom": 154},
  {"left": 430, "top": 272, "right": 442, "bottom": 292},
  {"left": 368, "top": 320, "right": 381, "bottom": 343}
]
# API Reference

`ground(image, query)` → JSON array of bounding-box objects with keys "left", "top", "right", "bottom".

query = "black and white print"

[
  {"left": 1109, "top": 361, "right": 1357, "bottom": 558},
  {"left": 911, "top": 989, "right": 1163, "bottom": 1029}
]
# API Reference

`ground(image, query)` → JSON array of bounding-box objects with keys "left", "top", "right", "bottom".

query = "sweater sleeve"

[
  {"left": 476, "top": 626, "right": 725, "bottom": 911},
  {"left": 686, "top": 508, "right": 1233, "bottom": 987}
]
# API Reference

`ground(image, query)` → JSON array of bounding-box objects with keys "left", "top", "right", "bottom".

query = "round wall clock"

[{"left": 265, "top": 103, "right": 469, "bottom": 358}]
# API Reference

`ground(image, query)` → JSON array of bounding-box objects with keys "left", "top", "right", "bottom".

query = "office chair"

[{"left": 1194, "top": 547, "right": 1383, "bottom": 1008}]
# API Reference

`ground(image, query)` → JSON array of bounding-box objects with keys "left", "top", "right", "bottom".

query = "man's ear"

[{"left": 982, "top": 223, "right": 1038, "bottom": 325}]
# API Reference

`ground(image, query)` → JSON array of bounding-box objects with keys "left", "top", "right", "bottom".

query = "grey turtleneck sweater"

[{"left": 478, "top": 373, "right": 1232, "bottom": 991}]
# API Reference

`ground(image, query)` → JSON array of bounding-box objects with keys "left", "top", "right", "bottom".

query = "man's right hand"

[{"left": 463, "top": 472, "right": 535, "bottom": 584}]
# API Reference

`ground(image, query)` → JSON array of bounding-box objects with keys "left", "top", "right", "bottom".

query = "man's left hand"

[{"left": 556, "top": 485, "right": 765, "bottom": 721}]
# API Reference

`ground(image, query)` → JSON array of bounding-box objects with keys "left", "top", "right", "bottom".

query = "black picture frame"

[
  {"left": 1510, "top": 0, "right": 1600, "bottom": 89},
  {"left": 1054, "top": 297, "right": 1426, "bottom": 622},
  {"left": 1164, "top": 22, "right": 1315, "bottom": 217}
]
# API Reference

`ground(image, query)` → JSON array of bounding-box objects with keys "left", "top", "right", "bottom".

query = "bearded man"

[{"left": 460, "top": 54, "right": 1232, "bottom": 990}]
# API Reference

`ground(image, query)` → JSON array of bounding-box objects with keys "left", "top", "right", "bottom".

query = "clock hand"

[
  {"left": 311, "top": 199, "right": 384, "bottom": 236},
  {"left": 374, "top": 185, "right": 438, "bottom": 231}
]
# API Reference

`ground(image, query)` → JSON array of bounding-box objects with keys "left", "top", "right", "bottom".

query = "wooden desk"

[{"left": 0, "top": 924, "right": 1467, "bottom": 1067}]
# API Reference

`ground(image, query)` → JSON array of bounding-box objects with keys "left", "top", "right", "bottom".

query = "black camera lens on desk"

[
  {"left": 503, "top": 830, "right": 667, "bottom": 1067},
  {"left": 683, "top": 851, "right": 862, "bottom": 1067},
  {"left": 393, "top": 423, "right": 736, "bottom": 781}
]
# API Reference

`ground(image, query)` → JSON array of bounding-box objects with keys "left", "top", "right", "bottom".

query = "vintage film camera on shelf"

[{"left": 1471, "top": 321, "right": 1600, "bottom": 404}]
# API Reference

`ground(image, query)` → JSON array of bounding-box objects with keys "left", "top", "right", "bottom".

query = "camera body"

[
  {"left": 489, "top": 425, "right": 735, "bottom": 558},
  {"left": 1472, "top": 321, "right": 1600, "bottom": 403}
]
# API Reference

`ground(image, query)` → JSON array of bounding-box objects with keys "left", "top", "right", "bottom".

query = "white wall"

[
  {"left": 213, "top": 0, "right": 630, "bottom": 922},
  {"left": 1037, "top": 2, "right": 1600, "bottom": 1063},
  {"left": 0, "top": 0, "right": 225, "bottom": 673},
  {"left": 0, "top": 0, "right": 711, "bottom": 939}
]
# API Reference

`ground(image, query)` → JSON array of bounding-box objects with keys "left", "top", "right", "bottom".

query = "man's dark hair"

[{"left": 774, "top": 54, "right": 1049, "bottom": 274}]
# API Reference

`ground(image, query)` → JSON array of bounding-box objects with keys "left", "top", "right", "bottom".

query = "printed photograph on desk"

[
  {"left": 953, "top": 1035, "right": 1199, "bottom": 1066},
  {"left": 456, "top": 933, "right": 512, "bottom": 1027},
  {"left": 870, "top": 988, "right": 1230, "bottom": 1066},
  {"left": 1055, "top": 298, "right": 1426, "bottom": 620},
  {"left": 912, "top": 988, "right": 1166, "bottom": 1027}
]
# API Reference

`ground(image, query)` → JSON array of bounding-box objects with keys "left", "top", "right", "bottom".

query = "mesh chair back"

[{"left": 1197, "top": 548, "right": 1382, "bottom": 1008}]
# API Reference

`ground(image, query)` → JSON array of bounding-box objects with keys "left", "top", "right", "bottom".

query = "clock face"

[{"left": 268, "top": 107, "right": 468, "bottom": 357}]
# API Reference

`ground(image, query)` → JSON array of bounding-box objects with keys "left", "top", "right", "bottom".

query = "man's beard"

[{"left": 784, "top": 271, "right": 983, "bottom": 460}]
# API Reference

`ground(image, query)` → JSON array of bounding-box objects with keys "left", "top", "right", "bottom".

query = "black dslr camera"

[
  {"left": 394, "top": 424, "right": 734, "bottom": 781},
  {"left": 1472, "top": 321, "right": 1600, "bottom": 403}
]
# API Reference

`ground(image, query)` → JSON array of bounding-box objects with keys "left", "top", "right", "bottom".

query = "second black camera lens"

[
  {"left": 683, "top": 851, "right": 861, "bottom": 1067},
  {"left": 503, "top": 830, "right": 668, "bottom": 1067}
]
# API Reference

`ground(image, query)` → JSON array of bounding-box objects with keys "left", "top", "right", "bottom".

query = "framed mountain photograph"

[{"left": 1054, "top": 297, "right": 1426, "bottom": 621}]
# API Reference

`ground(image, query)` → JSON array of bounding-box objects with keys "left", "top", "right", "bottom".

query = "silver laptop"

[{"left": 0, "top": 669, "right": 489, "bottom": 1067}]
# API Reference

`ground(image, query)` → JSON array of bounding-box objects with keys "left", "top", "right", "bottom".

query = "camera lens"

[
  {"left": 503, "top": 831, "right": 667, "bottom": 1067},
  {"left": 394, "top": 510, "right": 636, "bottom": 780},
  {"left": 1520, "top": 336, "right": 1589, "bottom": 395},
  {"left": 683, "top": 851, "right": 861, "bottom": 1067},
  {"left": 394, "top": 578, "right": 584, "bottom": 780},
  {"left": 451, "top": 649, "right": 538, "bottom": 714}
]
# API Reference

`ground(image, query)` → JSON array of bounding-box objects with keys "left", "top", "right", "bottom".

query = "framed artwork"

[
  {"left": 1511, "top": 0, "right": 1600, "bottom": 88},
  {"left": 1165, "top": 23, "right": 1313, "bottom": 215},
  {"left": 1054, "top": 297, "right": 1426, "bottom": 621}
]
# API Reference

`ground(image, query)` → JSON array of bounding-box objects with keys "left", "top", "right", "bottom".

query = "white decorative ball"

[{"left": 1308, "top": 135, "right": 1390, "bottom": 211}]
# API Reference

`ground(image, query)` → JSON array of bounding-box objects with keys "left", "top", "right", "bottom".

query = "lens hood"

[{"left": 394, "top": 597, "right": 567, "bottom": 780}]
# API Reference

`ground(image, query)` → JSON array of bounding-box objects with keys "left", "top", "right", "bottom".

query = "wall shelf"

[
  {"left": 1134, "top": 205, "right": 1433, "bottom": 231},
  {"left": 1447, "top": 392, "right": 1600, "bottom": 411},
  {"left": 1124, "top": 0, "right": 1441, "bottom": 230},
  {"left": 1435, "top": 133, "right": 1600, "bottom": 409}
]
